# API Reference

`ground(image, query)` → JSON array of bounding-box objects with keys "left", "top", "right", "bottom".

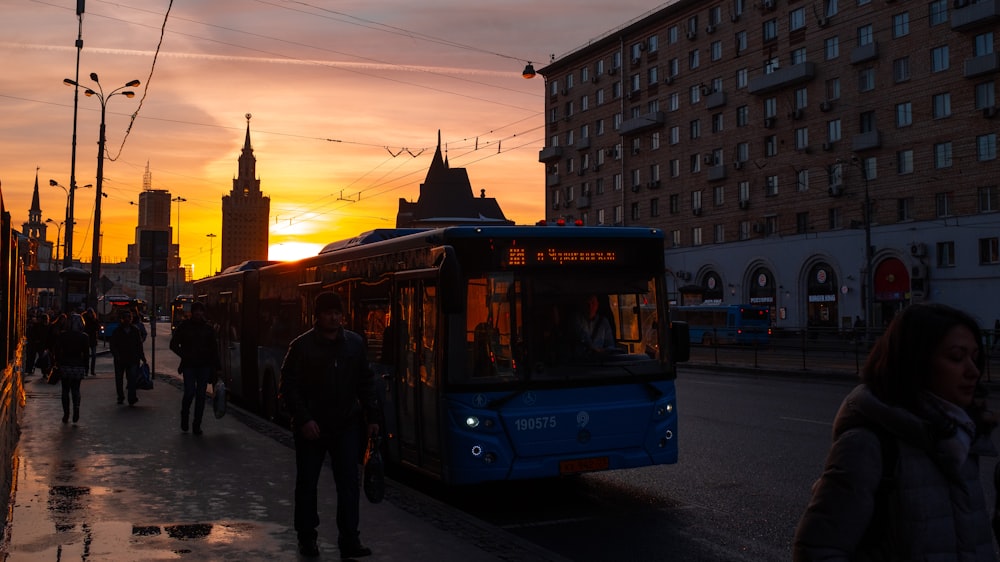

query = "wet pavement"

[{"left": 3, "top": 344, "right": 563, "bottom": 562}]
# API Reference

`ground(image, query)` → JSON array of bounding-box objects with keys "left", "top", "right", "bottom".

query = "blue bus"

[
  {"left": 194, "top": 226, "right": 689, "bottom": 485},
  {"left": 97, "top": 295, "right": 147, "bottom": 340},
  {"left": 669, "top": 304, "right": 771, "bottom": 345}
]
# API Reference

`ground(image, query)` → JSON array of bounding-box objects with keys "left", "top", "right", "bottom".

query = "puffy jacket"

[
  {"left": 794, "top": 384, "right": 998, "bottom": 561},
  {"left": 169, "top": 318, "right": 220, "bottom": 370}
]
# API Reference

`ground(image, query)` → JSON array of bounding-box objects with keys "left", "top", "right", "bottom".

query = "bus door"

[
  {"left": 392, "top": 273, "right": 443, "bottom": 476},
  {"left": 216, "top": 291, "right": 241, "bottom": 395}
]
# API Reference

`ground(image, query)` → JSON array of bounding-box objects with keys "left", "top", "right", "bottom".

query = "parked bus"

[
  {"left": 194, "top": 226, "right": 689, "bottom": 485},
  {"left": 97, "top": 295, "right": 147, "bottom": 340},
  {"left": 669, "top": 304, "right": 771, "bottom": 345},
  {"left": 170, "top": 294, "right": 196, "bottom": 332}
]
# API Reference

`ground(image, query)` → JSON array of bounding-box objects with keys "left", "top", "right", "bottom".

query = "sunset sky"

[{"left": 0, "top": 0, "right": 665, "bottom": 279}]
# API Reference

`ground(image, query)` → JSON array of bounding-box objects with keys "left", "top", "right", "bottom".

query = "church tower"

[
  {"left": 220, "top": 114, "right": 270, "bottom": 272},
  {"left": 21, "top": 169, "right": 46, "bottom": 240}
]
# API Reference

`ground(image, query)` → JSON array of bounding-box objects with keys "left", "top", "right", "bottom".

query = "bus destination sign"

[{"left": 505, "top": 247, "right": 618, "bottom": 267}]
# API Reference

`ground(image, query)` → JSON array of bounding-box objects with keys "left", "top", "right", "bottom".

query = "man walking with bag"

[
  {"left": 279, "top": 292, "right": 380, "bottom": 559},
  {"left": 169, "top": 301, "right": 220, "bottom": 436},
  {"left": 109, "top": 309, "right": 145, "bottom": 406}
]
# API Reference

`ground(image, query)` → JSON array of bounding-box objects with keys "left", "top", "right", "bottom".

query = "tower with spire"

[
  {"left": 21, "top": 169, "right": 52, "bottom": 269},
  {"left": 395, "top": 131, "right": 512, "bottom": 228},
  {"left": 220, "top": 114, "right": 270, "bottom": 272}
]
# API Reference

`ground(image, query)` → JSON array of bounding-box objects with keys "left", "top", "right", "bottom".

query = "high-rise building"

[
  {"left": 538, "top": 0, "right": 1000, "bottom": 331},
  {"left": 221, "top": 114, "right": 270, "bottom": 272},
  {"left": 126, "top": 163, "right": 178, "bottom": 270}
]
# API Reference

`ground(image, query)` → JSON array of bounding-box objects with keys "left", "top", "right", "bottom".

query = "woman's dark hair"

[{"left": 862, "top": 303, "right": 984, "bottom": 409}]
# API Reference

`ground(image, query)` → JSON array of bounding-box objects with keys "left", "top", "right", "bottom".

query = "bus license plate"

[{"left": 559, "top": 456, "right": 609, "bottom": 474}]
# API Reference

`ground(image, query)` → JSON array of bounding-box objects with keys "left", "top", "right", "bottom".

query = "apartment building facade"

[{"left": 538, "top": 0, "right": 1000, "bottom": 332}]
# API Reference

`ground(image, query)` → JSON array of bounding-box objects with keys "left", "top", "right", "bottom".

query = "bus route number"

[{"left": 514, "top": 416, "right": 557, "bottom": 431}]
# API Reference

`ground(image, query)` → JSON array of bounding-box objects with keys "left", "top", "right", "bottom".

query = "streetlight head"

[
  {"left": 126, "top": 79, "right": 141, "bottom": 87},
  {"left": 63, "top": 78, "right": 77, "bottom": 86},
  {"left": 522, "top": 63, "right": 536, "bottom": 79},
  {"left": 122, "top": 91, "right": 135, "bottom": 98},
  {"left": 49, "top": 179, "right": 58, "bottom": 187},
  {"left": 84, "top": 89, "right": 96, "bottom": 97},
  {"left": 90, "top": 72, "right": 99, "bottom": 82}
]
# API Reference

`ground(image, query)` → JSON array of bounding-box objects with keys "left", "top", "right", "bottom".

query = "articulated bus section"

[{"left": 195, "top": 226, "right": 689, "bottom": 484}]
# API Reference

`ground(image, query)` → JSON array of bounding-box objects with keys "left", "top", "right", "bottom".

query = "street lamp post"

[
  {"left": 172, "top": 196, "right": 186, "bottom": 297},
  {"left": 45, "top": 218, "right": 65, "bottom": 265},
  {"left": 61, "top": 1, "right": 86, "bottom": 269},
  {"left": 206, "top": 233, "right": 217, "bottom": 277},
  {"left": 49, "top": 179, "right": 91, "bottom": 265},
  {"left": 67, "top": 73, "right": 140, "bottom": 308},
  {"left": 841, "top": 156, "right": 875, "bottom": 343}
]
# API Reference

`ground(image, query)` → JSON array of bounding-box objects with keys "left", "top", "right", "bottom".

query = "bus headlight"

[
  {"left": 656, "top": 402, "right": 674, "bottom": 416},
  {"left": 466, "top": 416, "right": 480, "bottom": 429}
]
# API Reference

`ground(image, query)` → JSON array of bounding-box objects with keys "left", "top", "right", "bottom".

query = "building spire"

[
  {"left": 143, "top": 160, "right": 152, "bottom": 191},
  {"left": 29, "top": 167, "right": 41, "bottom": 219}
]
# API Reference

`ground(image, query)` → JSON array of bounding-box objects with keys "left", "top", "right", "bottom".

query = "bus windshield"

[{"left": 459, "top": 271, "right": 664, "bottom": 385}]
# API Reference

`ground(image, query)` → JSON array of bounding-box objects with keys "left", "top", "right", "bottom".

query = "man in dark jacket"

[
  {"left": 109, "top": 309, "right": 145, "bottom": 405},
  {"left": 279, "top": 292, "right": 379, "bottom": 559},
  {"left": 169, "top": 301, "right": 220, "bottom": 436}
]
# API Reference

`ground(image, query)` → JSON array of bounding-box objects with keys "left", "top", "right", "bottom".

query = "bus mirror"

[
  {"left": 670, "top": 321, "right": 690, "bottom": 362},
  {"left": 434, "top": 246, "right": 464, "bottom": 314}
]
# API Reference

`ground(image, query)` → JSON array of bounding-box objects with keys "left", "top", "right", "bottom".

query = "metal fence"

[{"left": 682, "top": 325, "right": 1000, "bottom": 382}]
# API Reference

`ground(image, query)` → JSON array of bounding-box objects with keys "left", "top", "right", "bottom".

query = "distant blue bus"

[{"left": 670, "top": 304, "right": 771, "bottom": 345}]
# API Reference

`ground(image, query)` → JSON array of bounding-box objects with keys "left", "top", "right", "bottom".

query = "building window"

[
  {"left": 978, "top": 186, "right": 998, "bottom": 212},
  {"left": 796, "top": 212, "right": 809, "bottom": 234},
  {"left": 669, "top": 92, "right": 680, "bottom": 111},
  {"left": 689, "top": 49, "right": 700, "bottom": 70},
  {"left": 670, "top": 229, "right": 681, "bottom": 247},
  {"left": 976, "top": 82, "right": 996, "bottom": 109},
  {"left": 795, "top": 127, "right": 809, "bottom": 150},
  {"left": 739, "top": 181, "right": 750, "bottom": 202},
  {"left": 896, "top": 102, "right": 912, "bottom": 127},
  {"left": 711, "top": 41, "right": 723, "bottom": 61},
  {"left": 670, "top": 159, "right": 680, "bottom": 177},
  {"left": 692, "top": 227, "right": 703, "bottom": 246},
  {"left": 690, "top": 154, "right": 701, "bottom": 173},
  {"left": 859, "top": 111, "right": 876, "bottom": 134},
  {"left": 668, "top": 58, "right": 679, "bottom": 76},
  {"left": 651, "top": 197, "right": 660, "bottom": 217},
  {"left": 931, "top": 45, "right": 949, "bottom": 73},
  {"left": 614, "top": 205, "right": 623, "bottom": 225},
  {"left": 829, "top": 207, "right": 841, "bottom": 230},
  {"left": 596, "top": 89, "right": 605, "bottom": 105},
  {"left": 737, "top": 105, "right": 749, "bottom": 127},
  {"left": 929, "top": 0, "right": 948, "bottom": 26},
  {"left": 937, "top": 241, "right": 955, "bottom": 268},
  {"left": 893, "top": 57, "right": 910, "bottom": 83},
  {"left": 825, "top": 37, "right": 840, "bottom": 60},
  {"left": 790, "top": 8, "right": 806, "bottom": 31},
  {"left": 692, "top": 190, "right": 703, "bottom": 212},
  {"left": 670, "top": 126, "right": 680, "bottom": 145},
  {"left": 897, "top": 197, "right": 913, "bottom": 221},
  {"left": 934, "top": 142, "right": 952, "bottom": 169},
  {"left": 714, "top": 224, "right": 725, "bottom": 244},
  {"left": 932, "top": 93, "right": 951, "bottom": 119},
  {"left": 581, "top": 95, "right": 589, "bottom": 112},
  {"left": 765, "top": 135, "right": 778, "bottom": 157},
  {"left": 736, "top": 31, "right": 748, "bottom": 54},
  {"left": 652, "top": 132, "right": 661, "bottom": 150},
  {"left": 690, "top": 85, "right": 701, "bottom": 105},
  {"left": 978, "top": 134, "right": 998, "bottom": 161},
  {"left": 936, "top": 192, "right": 952, "bottom": 216},
  {"left": 975, "top": 32, "right": 995, "bottom": 56},
  {"left": 630, "top": 73, "right": 641, "bottom": 92},
  {"left": 828, "top": 119, "right": 842, "bottom": 142},
  {"left": 648, "top": 35, "right": 659, "bottom": 53},
  {"left": 714, "top": 185, "right": 725, "bottom": 206},
  {"left": 790, "top": 48, "right": 807, "bottom": 66},
  {"left": 597, "top": 119, "right": 605, "bottom": 136},
  {"left": 897, "top": 149, "right": 914, "bottom": 174},
  {"left": 857, "top": 25, "right": 873, "bottom": 47},
  {"left": 795, "top": 88, "right": 808, "bottom": 109},
  {"left": 825, "top": 0, "right": 839, "bottom": 17},
  {"left": 893, "top": 13, "right": 909, "bottom": 38},
  {"left": 979, "top": 238, "right": 1000, "bottom": 265},
  {"left": 712, "top": 113, "right": 724, "bottom": 133},
  {"left": 764, "top": 97, "right": 778, "bottom": 118},
  {"left": 690, "top": 119, "right": 701, "bottom": 140},
  {"left": 614, "top": 173, "right": 623, "bottom": 191},
  {"left": 740, "top": 220, "right": 751, "bottom": 241},
  {"left": 668, "top": 25, "right": 679, "bottom": 45},
  {"left": 613, "top": 81, "right": 622, "bottom": 99},
  {"left": 826, "top": 77, "right": 841, "bottom": 101},
  {"left": 597, "top": 208, "right": 606, "bottom": 225},
  {"left": 858, "top": 68, "right": 875, "bottom": 92},
  {"left": 631, "top": 202, "right": 640, "bottom": 221},
  {"left": 763, "top": 19, "right": 778, "bottom": 42},
  {"left": 670, "top": 194, "right": 679, "bottom": 214},
  {"left": 766, "top": 175, "right": 779, "bottom": 196},
  {"left": 737, "top": 142, "right": 749, "bottom": 162},
  {"left": 736, "top": 68, "right": 749, "bottom": 89},
  {"left": 797, "top": 169, "right": 810, "bottom": 192},
  {"left": 647, "top": 66, "right": 659, "bottom": 86},
  {"left": 596, "top": 178, "right": 605, "bottom": 195},
  {"left": 765, "top": 216, "right": 779, "bottom": 236}
]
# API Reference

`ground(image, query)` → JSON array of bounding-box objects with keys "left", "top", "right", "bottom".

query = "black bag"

[
  {"left": 46, "top": 366, "right": 61, "bottom": 385},
  {"left": 363, "top": 436, "right": 385, "bottom": 503},
  {"left": 136, "top": 362, "right": 154, "bottom": 390}
]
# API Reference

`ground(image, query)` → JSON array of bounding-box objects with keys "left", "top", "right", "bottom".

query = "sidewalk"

[{"left": 2, "top": 351, "right": 561, "bottom": 561}]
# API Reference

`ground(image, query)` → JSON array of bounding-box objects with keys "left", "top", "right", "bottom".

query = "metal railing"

[{"left": 683, "top": 325, "right": 1000, "bottom": 381}]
